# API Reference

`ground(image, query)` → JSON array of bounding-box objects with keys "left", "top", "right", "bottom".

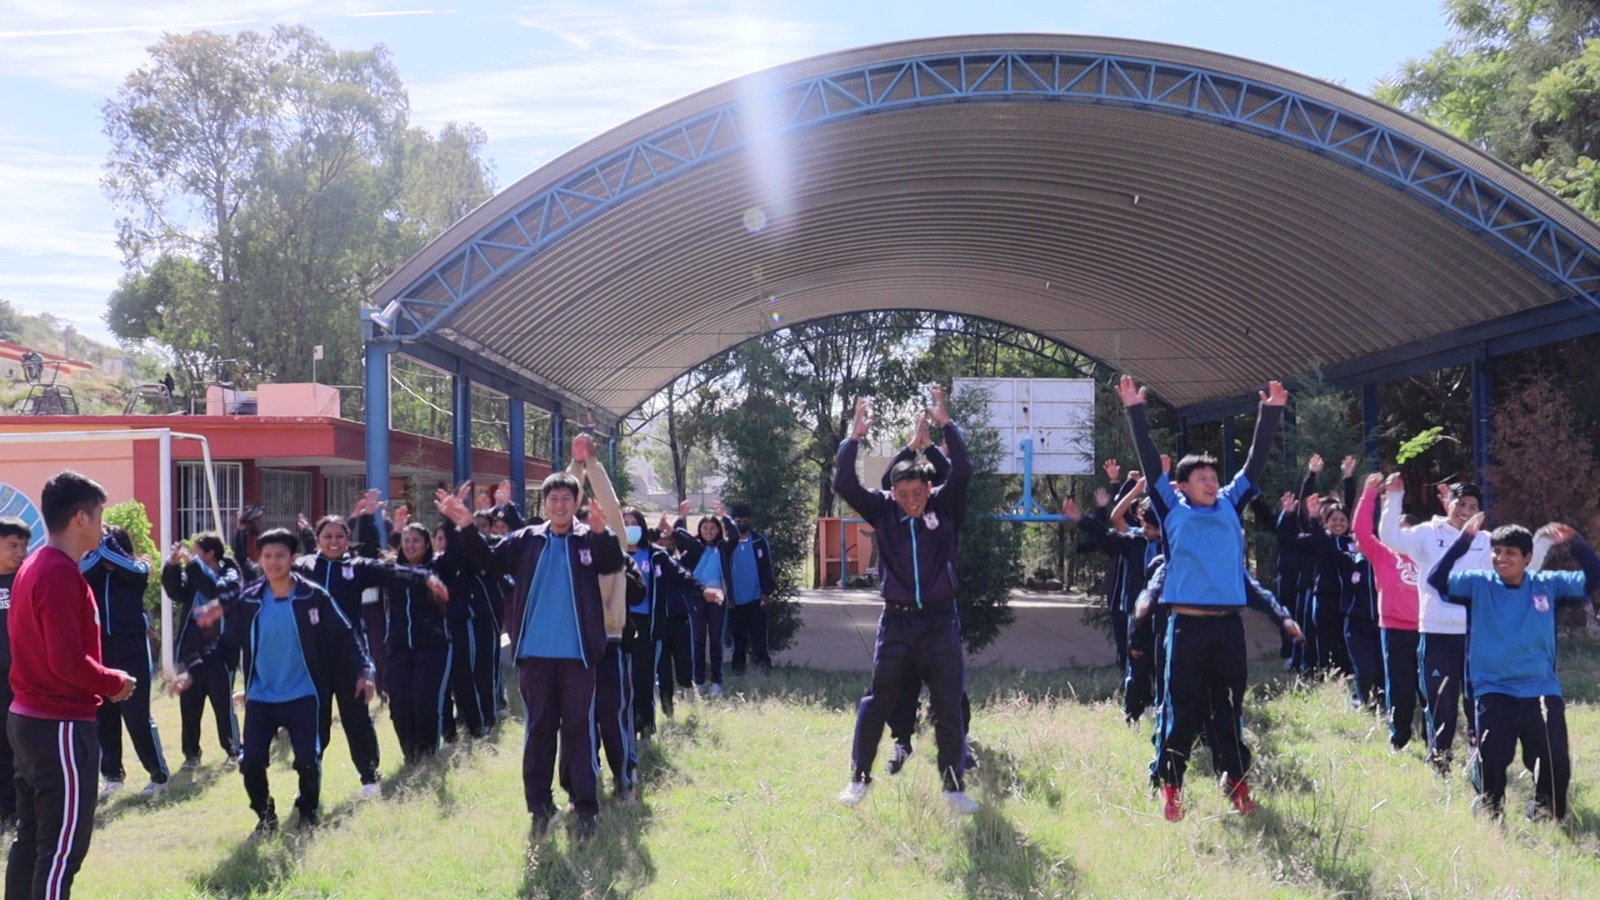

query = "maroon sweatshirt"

[{"left": 9, "top": 547, "right": 126, "bottom": 721}]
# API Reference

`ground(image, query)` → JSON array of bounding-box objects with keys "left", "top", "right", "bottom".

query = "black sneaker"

[
  {"left": 963, "top": 749, "right": 980, "bottom": 772},
  {"left": 574, "top": 813, "right": 597, "bottom": 842},
  {"left": 295, "top": 811, "right": 319, "bottom": 832},
  {"left": 254, "top": 802, "right": 278, "bottom": 836},
  {"left": 1526, "top": 799, "right": 1555, "bottom": 822},
  {"left": 531, "top": 809, "right": 554, "bottom": 841},
  {"left": 886, "top": 743, "right": 913, "bottom": 775}
]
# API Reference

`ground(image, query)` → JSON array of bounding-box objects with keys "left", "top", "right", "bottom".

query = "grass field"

[{"left": 64, "top": 640, "right": 1600, "bottom": 898}]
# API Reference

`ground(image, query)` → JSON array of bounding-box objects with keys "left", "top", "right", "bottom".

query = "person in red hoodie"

[
  {"left": 1351, "top": 473, "right": 1425, "bottom": 750},
  {"left": 6, "top": 471, "right": 136, "bottom": 899}
]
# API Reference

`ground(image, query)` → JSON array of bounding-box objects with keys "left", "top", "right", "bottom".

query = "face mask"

[{"left": 625, "top": 525, "right": 643, "bottom": 545}]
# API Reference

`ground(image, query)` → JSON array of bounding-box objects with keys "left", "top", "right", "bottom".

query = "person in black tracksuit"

[
  {"left": 382, "top": 522, "right": 454, "bottom": 765},
  {"left": 191, "top": 528, "right": 375, "bottom": 831},
  {"left": 876, "top": 433, "right": 976, "bottom": 775},
  {"left": 292, "top": 508, "right": 433, "bottom": 787},
  {"left": 82, "top": 528, "right": 170, "bottom": 792},
  {"left": 161, "top": 534, "right": 241, "bottom": 768},
  {"left": 672, "top": 511, "right": 737, "bottom": 696},
  {"left": 433, "top": 523, "right": 499, "bottom": 740},
  {"left": 623, "top": 509, "right": 709, "bottom": 735},
  {"left": 1290, "top": 457, "right": 1357, "bottom": 677},
  {"left": 0, "top": 517, "right": 31, "bottom": 822},
  {"left": 649, "top": 521, "right": 698, "bottom": 719},
  {"left": 724, "top": 504, "right": 776, "bottom": 674},
  {"left": 1273, "top": 493, "right": 1314, "bottom": 672},
  {"left": 835, "top": 389, "right": 977, "bottom": 812},
  {"left": 1065, "top": 485, "right": 1162, "bottom": 722}
]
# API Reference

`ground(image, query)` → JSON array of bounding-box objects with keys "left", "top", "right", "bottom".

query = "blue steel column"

[
  {"left": 1471, "top": 355, "right": 1493, "bottom": 493},
  {"left": 508, "top": 396, "right": 526, "bottom": 514},
  {"left": 1221, "top": 416, "right": 1237, "bottom": 475},
  {"left": 452, "top": 372, "right": 472, "bottom": 487},
  {"left": 1362, "top": 383, "right": 1381, "bottom": 465},
  {"left": 363, "top": 336, "right": 393, "bottom": 504},
  {"left": 550, "top": 402, "right": 565, "bottom": 471}
]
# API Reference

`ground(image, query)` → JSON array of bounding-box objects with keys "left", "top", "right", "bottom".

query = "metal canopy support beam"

[
  {"left": 1221, "top": 416, "right": 1237, "bottom": 476},
  {"left": 1472, "top": 355, "right": 1494, "bottom": 493},
  {"left": 452, "top": 370, "right": 472, "bottom": 487},
  {"left": 1175, "top": 300, "right": 1600, "bottom": 422},
  {"left": 508, "top": 397, "right": 526, "bottom": 515},
  {"left": 551, "top": 402, "right": 565, "bottom": 472},
  {"left": 363, "top": 334, "right": 394, "bottom": 507},
  {"left": 390, "top": 337, "right": 618, "bottom": 437},
  {"left": 1362, "top": 383, "right": 1380, "bottom": 465},
  {"left": 1176, "top": 420, "right": 1189, "bottom": 459}
]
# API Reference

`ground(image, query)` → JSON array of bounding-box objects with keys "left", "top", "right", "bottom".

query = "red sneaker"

[
  {"left": 1162, "top": 785, "right": 1183, "bottom": 822},
  {"left": 1223, "top": 777, "right": 1257, "bottom": 816}
]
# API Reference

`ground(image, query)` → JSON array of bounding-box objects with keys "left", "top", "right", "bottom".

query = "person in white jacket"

[{"left": 1378, "top": 475, "right": 1548, "bottom": 775}]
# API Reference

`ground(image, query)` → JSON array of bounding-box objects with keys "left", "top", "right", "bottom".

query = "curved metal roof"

[{"left": 370, "top": 34, "right": 1600, "bottom": 424}]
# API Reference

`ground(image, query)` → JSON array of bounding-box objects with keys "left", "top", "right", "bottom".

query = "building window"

[
  {"left": 324, "top": 474, "right": 365, "bottom": 521},
  {"left": 176, "top": 461, "right": 242, "bottom": 541},
  {"left": 259, "top": 469, "right": 312, "bottom": 533}
]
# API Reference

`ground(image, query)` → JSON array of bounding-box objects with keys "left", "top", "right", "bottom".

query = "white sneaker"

[
  {"left": 140, "top": 781, "right": 166, "bottom": 797},
  {"left": 837, "top": 781, "right": 870, "bottom": 808},
  {"left": 361, "top": 782, "right": 381, "bottom": 800},
  {"left": 221, "top": 754, "right": 240, "bottom": 771},
  {"left": 709, "top": 683, "right": 723, "bottom": 698},
  {"left": 945, "top": 791, "right": 980, "bottom": 815},
  {"left": 100, "top": 781, "right": 125, "bottom": 798}
]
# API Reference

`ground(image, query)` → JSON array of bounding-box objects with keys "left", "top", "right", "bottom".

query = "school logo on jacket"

[
  {"left": 308, "top": 607, "right": 320, "bottom": 625},
  {"left": 1534, "top": 593, "right": 1551, "bottom": 613},
  {"left": 579, "top": 549, "right": 593, "bottom": 566},
  {"left": 923, "top": 512, "right": 940, "bottom": 530},
  {"left": 342, "top": 564, "right": 355, "bottom": 580}
]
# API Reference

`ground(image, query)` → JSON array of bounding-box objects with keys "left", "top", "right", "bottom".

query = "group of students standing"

[
  {"left": 0, "top": 444, "right": 786, "bottom": 896},
  {"left": 1067, "top": 375, "right": 1598, "bottom": 823}
]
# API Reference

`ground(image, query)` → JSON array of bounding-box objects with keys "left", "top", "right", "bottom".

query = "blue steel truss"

[{"left": 379, "top": 49, "right": 1600, "bottom": 339}]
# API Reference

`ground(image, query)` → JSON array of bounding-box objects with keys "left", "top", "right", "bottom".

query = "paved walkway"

[{"left": 782, "top": 589, "right": 1286, "bottom": 672}]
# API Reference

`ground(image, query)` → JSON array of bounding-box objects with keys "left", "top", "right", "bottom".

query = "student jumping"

[
  {"left": 834, "top": 387, "right": 978, "bottom": 815},
  {"left": 1120, "top": 374, "right": 1287, "bottom": 821}
]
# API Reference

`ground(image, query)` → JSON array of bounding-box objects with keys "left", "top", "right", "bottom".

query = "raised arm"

[
  {"left": 1427, "top": 513, "right": 1482, "bottom": 605},
  {"left": 834, "top": 398, "right": 886, "bottom": 521},
  {"left": 1239, "top": 381, "right": 1289, "bottom": 496}
]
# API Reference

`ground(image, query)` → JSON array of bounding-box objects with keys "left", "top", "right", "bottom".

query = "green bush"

[{"left": 102, "top": 499, "right": 161, "bottom": 615}]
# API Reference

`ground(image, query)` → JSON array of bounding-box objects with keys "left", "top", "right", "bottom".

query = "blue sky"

[{"left": 0, "top": 0, "right": 1455, "bottom": 344}]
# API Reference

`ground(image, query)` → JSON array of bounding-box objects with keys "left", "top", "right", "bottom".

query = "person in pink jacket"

[{"left": 1351, "top": 473, "right": 1424, "bottom": 750}]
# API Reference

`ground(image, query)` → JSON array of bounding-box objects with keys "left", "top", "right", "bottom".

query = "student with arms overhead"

[
  {"left": 834, "top": 387, "right": 979, "bottom": 815},
  {"left": 1120, "top": 374, "right": 1287, "bottom": 822},
  {"left": 1427, "top": 515, "right": 1600, "bottom": 820}
]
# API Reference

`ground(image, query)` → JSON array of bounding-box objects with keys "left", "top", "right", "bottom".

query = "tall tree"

[
  {"left": 1379, "top": 0, "right": 1600, "bottom": 217},
  {"left": 104, "top": 254, "right": 223, "bottom": 393},
  {"left": 102, "top": 25, "right": 493, "bottom": 390}
]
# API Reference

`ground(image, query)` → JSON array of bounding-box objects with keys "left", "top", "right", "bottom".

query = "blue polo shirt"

[
  {"left": 693, "top": 547, "right": 723, "bottom": 589},
  {"left": 250, "top": 591, "right": 316, "bottom": 703},
  {"left": 1447, "top": 568, "right": 1588, "bottom": 698},
  {"left": 731, "top": 539, "right": 762, "bottom": 605},
  {"left": 1150, "top": 470, "right": 1252, "bottom": 608},
  {"left": 519, "top": 534, "right": 583, "bottom": 660}
]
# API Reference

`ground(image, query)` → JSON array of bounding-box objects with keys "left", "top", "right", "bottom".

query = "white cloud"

[
  {"left": 410, "top": 0, "right": 838, "bottom": 167},
  {"left": 0, "top": 1, "right": 448, "bottom": 91}
]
